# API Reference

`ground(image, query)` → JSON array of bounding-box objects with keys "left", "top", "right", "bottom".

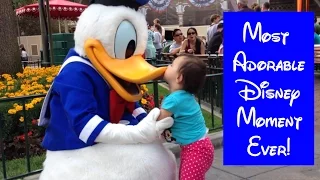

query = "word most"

[{"left": 243, "top": 22, "right": 289, "bottom": 45}]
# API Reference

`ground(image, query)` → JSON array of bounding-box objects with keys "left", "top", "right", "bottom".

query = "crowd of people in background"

[{"left": 145, "top": 0, "right": 271, "bottom": 59}]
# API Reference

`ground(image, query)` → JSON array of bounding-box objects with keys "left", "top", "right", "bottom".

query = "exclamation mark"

[{"left": 287, "top": 137, "right": 290, "bottom": 156}]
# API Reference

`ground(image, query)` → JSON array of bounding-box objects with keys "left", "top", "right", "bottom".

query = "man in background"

[
  {"left": 207, "top": 23, "right": 223, "bottom": 54},
  {"left": 169, "top": 29, "right": 183, "bottom": 55},
  {"left": 207, "top": 14, "right": 221, "bottom": 43},
  {"left": 237, "top": 0, "right": 254, "bottom": 12},
  {"left": 262, "top": 2, "right": 270, "bottom": 12}
]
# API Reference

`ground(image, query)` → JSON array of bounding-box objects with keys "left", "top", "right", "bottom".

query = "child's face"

[{"left": 164, "top": 57, "right": 184, "bottom": 86}]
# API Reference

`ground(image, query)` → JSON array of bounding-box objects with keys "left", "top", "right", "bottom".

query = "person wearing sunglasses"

[
  {"left": 180, "top": 27, "right": 205, "bottom": 55},
  {"left": 169, "top": 29, "right": 184, "bottom": 55}
]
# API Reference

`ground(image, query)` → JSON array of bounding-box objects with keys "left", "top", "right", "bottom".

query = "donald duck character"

[{"left": 38, "top": 0, "right": 177, "bottom": 179}]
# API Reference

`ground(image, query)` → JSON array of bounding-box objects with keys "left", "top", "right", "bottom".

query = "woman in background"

[
  {"left": 153, "top": 24, "right": 163, "bottom": 59},
  {"left": 21, "top": 47, "right": 28, "bottom": 68},
  {"left": 180, "top": 27, "right": 205, "bottom": 55},
  {"left": 145, "top": 24, "right": 156, "bottom": 59}
]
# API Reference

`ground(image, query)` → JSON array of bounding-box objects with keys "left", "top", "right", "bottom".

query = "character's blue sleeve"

[
  {"left": 161, "top": 95, "right": 178, "bottom": 114},
  {"left": 133, "top": 102, "right": 147, "bottom": 121},
  {"left": 136, "top": 0, "right": 149, "bottom": 6},
  {"left": 54, "top": 63, "right": 108, "bottom": 146}
]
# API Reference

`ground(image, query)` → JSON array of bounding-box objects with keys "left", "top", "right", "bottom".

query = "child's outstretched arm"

[{"left": 157, "top": 109, "right": 172, "bottom": 121}]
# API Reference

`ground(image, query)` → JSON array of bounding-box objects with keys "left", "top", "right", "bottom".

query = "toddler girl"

[{"left": 157, "top": 54, "right": 214, "bottom": 180}]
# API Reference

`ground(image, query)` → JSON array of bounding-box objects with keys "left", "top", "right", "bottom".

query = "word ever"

[
  {"left": 247, "top": 136, "right": 291, "bottom": 157},
  {"left": 237, "top": 106, "right": 303, "bottom": 130},
  {"left": 235, "top": 79, "right": 300, "bottom": 107},
  {"left": 233, "top": 51, "right": 305, "bottom": 72},
  {"left": 243, "top": 21, "right": 290, "bottom": 45}
]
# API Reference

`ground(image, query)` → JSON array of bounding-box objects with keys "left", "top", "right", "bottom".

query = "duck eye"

[
  {"left": 114, "top": 20, "right": 137, "bottom": 59},
  {"left": 125, "top": 40, "right": 135, "bottom": 59}
]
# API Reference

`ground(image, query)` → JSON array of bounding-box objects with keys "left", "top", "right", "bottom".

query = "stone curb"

[{"left": 164, "top": 131, "right": 223, "bottom": 158}]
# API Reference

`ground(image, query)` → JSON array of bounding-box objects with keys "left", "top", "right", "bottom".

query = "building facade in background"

[{"left": 140, "top": 0, "right": 299, "bottom": 26}]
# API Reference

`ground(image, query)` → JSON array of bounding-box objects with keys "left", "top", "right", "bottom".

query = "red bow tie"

[{"left": 109, "top": 90, "right": 135, "bottom": 124}]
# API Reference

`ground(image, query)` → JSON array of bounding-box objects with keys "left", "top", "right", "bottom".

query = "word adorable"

[{"left": 233, "top": 51, "right": 305, "bottom": 72}]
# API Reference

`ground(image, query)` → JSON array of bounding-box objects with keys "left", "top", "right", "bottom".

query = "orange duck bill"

[{"left": 84, "top": 38, "right": 167, "bottom": 102}]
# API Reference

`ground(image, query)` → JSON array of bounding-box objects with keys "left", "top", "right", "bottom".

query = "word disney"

[{"left": 233, "top": 21, "right": 305, "bottom": 157}]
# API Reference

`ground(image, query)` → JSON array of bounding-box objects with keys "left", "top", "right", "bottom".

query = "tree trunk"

[{"left": 0, "top": 0, "right": 23, "bottom": 75}]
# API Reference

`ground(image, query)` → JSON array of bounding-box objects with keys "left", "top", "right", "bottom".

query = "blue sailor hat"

[{"left": 89, "top": 0, "right": 149, "bottom": 10}]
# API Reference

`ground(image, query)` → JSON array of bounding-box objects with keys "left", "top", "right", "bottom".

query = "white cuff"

[
  {"left": 133, "top": 107, "right": 146, "bottom": 118},
  {"left": 79, "top": 115, "right": 103, "bottom": 143}
]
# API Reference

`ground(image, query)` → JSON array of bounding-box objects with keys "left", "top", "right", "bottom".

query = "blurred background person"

[
  {"left": 169, "top": 29, "right": 184, "bottom": 55},
  {"left": 180, "top": 27, "right": 205, "bottom": 55},
  {"left": 145, "top": 24, "right": 156, "bottom": 59},
  {"left": 153, "top": 24, "right": 163, "bottom": 59},
  {"left": 262, "top": 2, "right": 270, "bottom": 12}
]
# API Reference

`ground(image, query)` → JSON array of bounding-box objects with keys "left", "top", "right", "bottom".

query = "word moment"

[{"left": 223, "top": 12, "right": 314, "bottom": 165}]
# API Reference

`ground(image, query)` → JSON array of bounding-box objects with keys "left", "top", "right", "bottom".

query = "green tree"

[
  {"left": 13, "top": 0, "right": 41, "bottom": 36},
  {"left": 12, "top": 0, "right": 35, "bottom": 8},
  {"left": 0, "top": 0, "right": 23, "bottom": 74},
  {"left": 13, "top": 0, "right": 89, "bottom": 36}
]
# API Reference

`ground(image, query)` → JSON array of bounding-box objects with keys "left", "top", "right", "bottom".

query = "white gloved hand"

[
  {"left": 155, "top": 116, "right": 174, "bottom": 136},
  {"left": 95, "top": 108, "right": 173, "bottom": 144}
]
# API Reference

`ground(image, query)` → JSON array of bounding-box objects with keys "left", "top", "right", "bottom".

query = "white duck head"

[{"left": 74, "top": 0, "right": 166, "bottom": 102}]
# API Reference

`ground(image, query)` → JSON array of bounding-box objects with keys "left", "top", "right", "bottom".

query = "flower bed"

[
  {"left": 0, "top": 66, "right": 60, "bottom": 160},
  {"left": 0, "top": 66, "right": 155, "bottom": 160},
  {"left": 139, "top": 84, "right": 164, "bottom": 112}
]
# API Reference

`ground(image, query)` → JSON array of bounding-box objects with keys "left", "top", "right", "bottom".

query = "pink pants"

[{"left": 179, "top": 137, "right": 214, "bottom": 180}]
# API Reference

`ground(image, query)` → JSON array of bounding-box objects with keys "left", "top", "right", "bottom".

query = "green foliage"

[
  {"left": 0, "top": 100, "right": 45, "bottom": 141},
  {"left": 12, "top": 0, "right": 35, "bottom": 9},
  {"left": 0, "top": 154, "right": 45, "bottom": 179}
]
